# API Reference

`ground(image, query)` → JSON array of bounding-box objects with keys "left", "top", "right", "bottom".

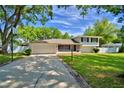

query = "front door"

[{"left": 73, "top": 45, "right": 76, "bottom": 51}]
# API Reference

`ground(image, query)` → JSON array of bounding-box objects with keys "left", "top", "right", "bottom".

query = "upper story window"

[
  {"left": 81, "top": 37, "right": 83, "bottom": 42},
  {"left": 81, "top": 37, "right": 98, "bottom": 43},
  {"left": 81, "top": 37, "right": 89, "bottom": 42},
  {"left": 91, "top": 38, "right": 98, "bottom": 42}
]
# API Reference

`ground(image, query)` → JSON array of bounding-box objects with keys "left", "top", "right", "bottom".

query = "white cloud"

[
  {"left": 60, "top": 29, "right": 83, "bottom": 36},
  {"left": 70, "top": 14, "right": 83, "bottom": 20},
  {"left": 59, "top": 29, "right": 72, "bottom": 35},
  {"left": 110, "top": 17, "right": 118, "bottom": 24},
  {"left": 50, "top": 20, "right": 72, "bottom": 26},
  {"left": 72, "top": 32, "right": 83, "bottom": 36},
  {"left": 53, "top": 6, "right": 83, "bottom": 21},
  {"left": 48, "top": 6, "right": 122, "bottom": 36},
  {"left": 80, "top": 23, "right": 93, "bottom": 33}
]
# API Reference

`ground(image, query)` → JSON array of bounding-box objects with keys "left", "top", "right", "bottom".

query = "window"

[
  {"left": 58, "top": 45, "right": 70, "bottom": 51},
  {"left": 81, "top": 37, "right": 83, "bottom": 42},
  {"left": 91, "top": 38, "right": 98, "bottom": 42},
  {"left": 86, "top": 38, "right": 89, "bottom": 42},
  {"left": 81, "top": 37, "right": 89, "bottom": 42}
]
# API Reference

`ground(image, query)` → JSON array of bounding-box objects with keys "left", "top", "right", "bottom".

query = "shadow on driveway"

[{"left": 0, "top": 56, "right": 80, "bottom": 88}]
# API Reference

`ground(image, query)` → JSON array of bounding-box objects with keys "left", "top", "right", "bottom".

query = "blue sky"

[{"left": 35, "top": 6, "right": 123, "bottom": 36}]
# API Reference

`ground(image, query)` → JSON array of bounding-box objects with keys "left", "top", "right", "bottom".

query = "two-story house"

[
  {"left": 31, "top": 35, "right": 101, "bottom": 54},
  {"left": 72, "top": 36, "right": 101, "bottom": 53}
]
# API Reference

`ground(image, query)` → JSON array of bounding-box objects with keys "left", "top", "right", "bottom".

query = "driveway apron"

[{"left": 0, "top": 56, "right": 80, "bottom": 88}]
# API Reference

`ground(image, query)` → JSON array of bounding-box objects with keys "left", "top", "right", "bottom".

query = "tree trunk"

[
  {"left": 1, "top": 40, "right": 9, "bottom": 54},
  {"left": 122, "top": 42, "right": 124, "bottom": 52},
  {"left": 0, "top": 6, "right": 25, "bottom": 54},
  {"left": 1, "top": 31, "right": 11, "bottom": 54}
]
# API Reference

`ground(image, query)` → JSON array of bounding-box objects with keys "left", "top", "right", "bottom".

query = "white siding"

[
  {"left": 81, "top": 42, "right": 99, "bottom": 46},
  {"left": 99, "top": 47, "right": 119, "bottom": 53},
  {"left": 73, "top": 37, "right": 99, "bottom": 46}
]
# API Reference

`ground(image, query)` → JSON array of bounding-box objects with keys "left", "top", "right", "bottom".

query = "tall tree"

[
  {"left": 18, "top": 26, "right": 71, "bottom": 41},
  {"left": 62, "top": 32, "right": 70, "bottom": 39},
  {"left": 84, "top": 18, "right": 118, "bottom": 44},
  {"left": 52, "top": 28, "right": 62, "bottom": 39},
  {"left": 0, "top": 5, "right": 53, "bottom": 54},
  {"left": 18, "top": 26, "right": 36, "bottom": 42},
  {"left": 42, "top": 27, "right": 52, "bottom": 39},
  {"left": 94, "top": 6, "right": 124, "bottom": 23},
  {"left": 0, "top": 34, "right": 1, "bottom": 40},
  {"left": 77, "top": 5, "right": 124, "bottom": 23},
  {"left": 118, "top": 26, "right": 124, "bottom": 52}
]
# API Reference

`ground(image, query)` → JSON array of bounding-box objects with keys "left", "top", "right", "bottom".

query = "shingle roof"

[
  {"left": 43, "top": 39, "right": 79, "bottom": 45},
  {"left": 32, "top": 39, "right": 79, "bottom": 45}
]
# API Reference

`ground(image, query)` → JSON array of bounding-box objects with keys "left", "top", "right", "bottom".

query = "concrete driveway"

[{"left": 0, "top": 56, "right": 80, "bottom": 88}]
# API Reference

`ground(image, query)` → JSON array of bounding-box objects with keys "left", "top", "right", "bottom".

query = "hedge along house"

[{"left": 30, "top": 36, "right": 101, "bottom": 54}]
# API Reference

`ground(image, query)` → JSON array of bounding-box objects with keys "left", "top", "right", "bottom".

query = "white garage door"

[{"left": 31, "top": 43, "right": 57, "bottom": 54}]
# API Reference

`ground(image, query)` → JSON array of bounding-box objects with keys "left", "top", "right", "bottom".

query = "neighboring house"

[
  {"left": 99, "top": 43, "right": 122, "bottom": 53},
  {"left": 7, "top": 45, "right": 29, "bottom": 53},
  {"left": 30, "top": 35, "right": 101, "bottom": 54},
  {"left": 0, "top": 39, "right": 29, "bottom": 53}
]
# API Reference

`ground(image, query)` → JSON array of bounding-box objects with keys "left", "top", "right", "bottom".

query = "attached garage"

[
  {"left": 30, "top": 43, "right": 57, "bottom": 54},
  {"left": 30, "top": 39, "right": 80, "bottom": 54}
]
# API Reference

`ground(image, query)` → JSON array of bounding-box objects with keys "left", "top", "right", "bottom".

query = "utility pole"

[
  {"left": 11, "top": 27, "right": 17, "bottom": 62},
  {"left": 71, "top": 46, "right": 74, "bottom": 61}
]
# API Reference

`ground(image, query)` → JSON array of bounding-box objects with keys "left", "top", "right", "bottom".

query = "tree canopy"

[
  {"left": 17, "top": 26, "right": 71, "bottom": 42},
  {"left": 0, "top": 5, "right": 53, "bottom": 53},
  {"left": 84, "top": 18, "right": 118, "bottom": 44},
  {"left": 77, "top": 5, "right": 124, "bottom": 23},
  {"left": 62, "top": 32, "right": 70, "bottom": 39},
  {"left": 117, "top": 25, "right": 124, "bottom": 52}
]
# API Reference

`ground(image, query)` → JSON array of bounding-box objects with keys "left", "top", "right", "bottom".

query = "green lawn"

[
  {"left": 0, "top": 54, "right": 24, "bottom": 64},
  {"left": 60, "top": 53, "right": 124, "bottom": 88}
]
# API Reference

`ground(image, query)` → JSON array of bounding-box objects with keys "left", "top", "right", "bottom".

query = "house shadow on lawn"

[{"left": 0, "top": 56, "right": 80, "bottom": 88}]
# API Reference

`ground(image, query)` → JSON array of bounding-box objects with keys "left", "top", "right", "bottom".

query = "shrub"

[
  {"left": 93, "top": 48, "right": 99, "bottom": 53},
  {"left": 23, "top": 49, "right": 32, "bottom": 56},
  {"left": 0, "top": 49, "right": 2, "bottom": 54},
  {"left": 119, "top": 46, "right": 124, "bottom": 52}
]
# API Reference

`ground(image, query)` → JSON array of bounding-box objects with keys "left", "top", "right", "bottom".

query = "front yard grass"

[
  {"left": 0, "top": 53, "right": 24, "bottom": 65},
  {"left": 59, "top": 53, "right": 124, "bottom": 88}
]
